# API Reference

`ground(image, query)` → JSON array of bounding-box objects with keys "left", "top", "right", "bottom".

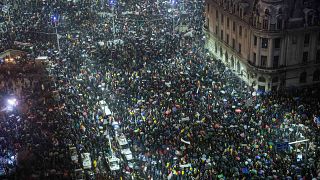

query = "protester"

[{"left": 0, "top": 0, "right": 319, "bottom": 179}]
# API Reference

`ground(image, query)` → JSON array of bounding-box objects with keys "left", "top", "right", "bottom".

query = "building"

[{"left": 204, "top": 0, "right": 320, "bottom": 91}]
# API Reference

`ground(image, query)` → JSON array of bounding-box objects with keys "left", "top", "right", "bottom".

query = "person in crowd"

[{"left": 0, "top": 0, "right": 318, "bottom": 179}]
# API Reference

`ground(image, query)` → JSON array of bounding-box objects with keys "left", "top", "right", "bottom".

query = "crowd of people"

[{"left": 0, "top": 0, "right": 319, "bottom": 179}]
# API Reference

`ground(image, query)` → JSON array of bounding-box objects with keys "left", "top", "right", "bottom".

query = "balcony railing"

[{"left": 247, "top": 60, "right": 284, "bottom": 73}]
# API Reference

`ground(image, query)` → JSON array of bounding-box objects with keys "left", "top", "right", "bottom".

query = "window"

[
  {"left": 316, "top": 50, "right": 320, "bottom": 63},
  {"left": 239, "top": 26, "right": 242, "bottom": 36},
  {"left": 253, "top": 53, "right": 256, "bottom": 64},
  {"left": 275, "top": 38, "right": 281, "bottom": 49},
  {"left": 261, "top": 56, "right": 267, "bottom": 67},
  {"left": 240, "top": 8, "right": 243, "bottom": 17},
  {"left": 265, "top": 9, "right": 270, "bottom": 15},
  {"left": 303, "top": 0, "right": 310, "bottom": 6},
  {"left": 207, "top": 4, "right": 210, "bottom": 13},
  {"left": 254, "top": 36, "right": 257, "bottom": 46},
  {"left": 299, "top": 72, "right": 307, "bottom": 83},
  {"left": 232, "top": 38, "right": 235, "bottom": 49},
  {"left": 277, "top": 19, "right": 282, "bottom": 30},
  {"left": 273, "top": 56, "right": 279, "bottom": 68},
  {"left": 237, "top": 61, "right": 240, "bottom": 72},
  {"left": 231, "top": 57, "right": 234, "bottom": 68},
  {"left": 304, "top": 34, "right": 310, "bottom": 46},
  {"left": 239, "top": 43, "right": 241, "bottom": 53},
  {"left": 302, "top": 52, "right": 308, "bottom": 63},
  {"left": 216, "top": 10, "right": 219, "bottom": 20},
  {"left": 220, "top": 47, "right": 223, "bottom": 56},
  {"left": 221, "top": 14, "right": 224, "bottom": 25},
  {"left": 263, "top": 19, "right": 268, "bottom": 29},
  {"left": 225, "top": 52, "right": 228, "bottom": 62},
  {"left": 262, "top": 38, "right": 268, "bottom": 48},
  {"left": 216, "top": 26, "right": 218, "bottom": 34},
  {"left": 258, "top": 76, "right": 266, "bottom": 82},
  {"left": 244, "top": 28, "right": 247, "bottom": 37},
  {"left": 226, "top": 34, "right": 229, "bottom": 44},
  {"left": 313, "top": 70, "right": 320, "bottom": 81},
  {"left": 227, "top": 18, "right": 230, "bottom": 28},
  {"left": 221, "top": 30, "right": 223, "bottom": 40},
  {"left": 215, "top": 43, "right": 217, "bottom": 53},
  {"left": 233, "top": 21, "right": 236, "bottom": 32},
  {"left": 292, "top": 36, "right": 297, "bottom": 44}
]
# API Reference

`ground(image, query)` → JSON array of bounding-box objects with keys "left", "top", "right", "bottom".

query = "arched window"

[
  {"left": 265, "top": 9, "right": 270, "bottom": 15},
  {"left": 313, "top": 69, "right": 320, "bottom": 81},
  {"left": 300, "top": 72, "right": 307, "bottom": 83},
  {"left": 258, "top": 76, "right": 266, "bottom": 82},
  {"left": 278, "top": 8, "right": 282, "bottom": 14}
]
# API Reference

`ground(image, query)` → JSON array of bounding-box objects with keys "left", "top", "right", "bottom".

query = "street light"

[
  {"left": 109, "top": 0, "right": 116, "bottom": 38},
  {"left": 7, "top": 98, "right": 18, "bottom": 106},
  {"left": 170, "top": 0, "right": 177, "bottom": 34},
  {"left": 51, "top": 15, "right": 61, "bottom": 54},
  {"left": 6, "top": 97, "right": 18, "bottom": 112}
]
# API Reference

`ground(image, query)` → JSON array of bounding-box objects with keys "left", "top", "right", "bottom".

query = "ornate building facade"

[{"left": 204, "top": 0, "right": 320, "bottom": 91}]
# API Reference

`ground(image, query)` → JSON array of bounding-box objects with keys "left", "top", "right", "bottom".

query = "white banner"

[{"left": 181, "top": 138, "right": 190, "bottom": 144}]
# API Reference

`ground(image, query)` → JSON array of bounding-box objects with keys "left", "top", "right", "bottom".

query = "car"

[
  {"left": 120, "top": 148, "right": 133, "bottom": 161},
  {"left": 107, "top": 156, "right": 120, "bottom": 171},
  {"left": 81, "top": 153, "right": 92, "bottom": 170},
  {"left": 99, "top": 100, "right": 112, "bottom": 116},
  {"left": 69, "top": 146, "right": 79, "bottom": 164},
  {"left": 116, "top": 133, "right": 128, "bottom": 147},
  {"left": 74, "top": 169, "right": 84, "bottom": 180},
  {"left": 85, "top": 170, "right": 95, "bottom": 180}
]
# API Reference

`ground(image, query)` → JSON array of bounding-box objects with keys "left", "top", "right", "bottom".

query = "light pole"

[
  {"left": 51, "top": 15, "right": 61, "bottom": 54},
  {"left": 109, "top": 0, "right": 116, "bottom": 38},
  {"left": 100, "top": 0, "right": 105, "bottom": 11},
  {"left": 170, "top": 0, "right": 177, "bottom": 34}
]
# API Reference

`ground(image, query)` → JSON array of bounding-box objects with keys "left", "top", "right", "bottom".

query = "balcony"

[{"left": 247, "top": 60, "right": 284, "bottom": 73}]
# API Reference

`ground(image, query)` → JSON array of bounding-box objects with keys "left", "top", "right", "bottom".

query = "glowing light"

[
  {"left": 7, "top": 98, "right": 18, "bottom": 106},
  {"left": 51, "top": 15, "right": 59, "bottom": 23},
  {"left": 109, "top": 0, "right": 116, "bottom": 6}
]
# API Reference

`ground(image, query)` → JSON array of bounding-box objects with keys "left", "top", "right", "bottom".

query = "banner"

[
  {"left": 14, "top": 41, "right": 32, "bottom": 47},
  {"left": 181, "top": 138, "right": 190, "bottom": 144},
  {"left": 179, "top": 163, "right": 192, "bottom": 168}
]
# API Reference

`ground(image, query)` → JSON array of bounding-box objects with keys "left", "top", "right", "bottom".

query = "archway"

[{"left": 258, "top": 76, "right": 266, "bottom": 83}]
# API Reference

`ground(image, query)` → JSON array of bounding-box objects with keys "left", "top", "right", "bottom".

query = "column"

[
  {"left": 268, "top": 38, "right": 274, "bottom": 68},
  {"left": 256, "top": 37, "right": 261, "bottom": 66},
  {"left": 280, "top": 36, "right": 287, "bottom": 66}
]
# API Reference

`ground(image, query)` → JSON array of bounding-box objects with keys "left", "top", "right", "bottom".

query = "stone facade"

[{"left": 204, "top": 0, "right": 320, "bottom": 91}]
